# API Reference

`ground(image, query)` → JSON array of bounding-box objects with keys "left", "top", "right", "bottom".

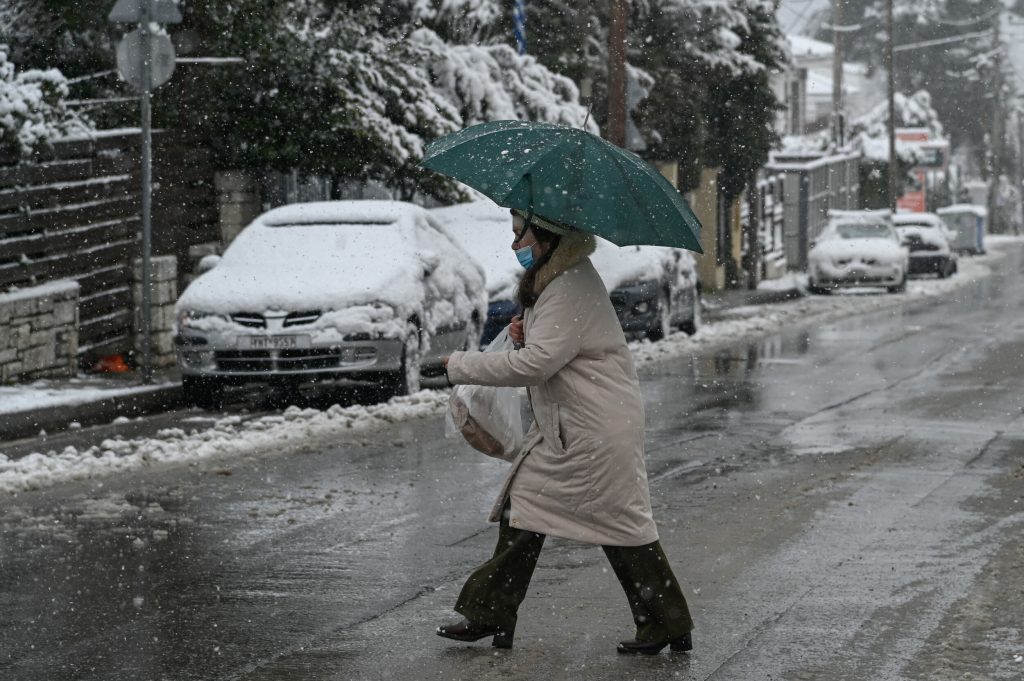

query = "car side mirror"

[
  {"left": 197, "top": 254, "right": 221, "bottom": 274},
  {"left": 420, "top": 250, "right": 440, "bottom": 276}
]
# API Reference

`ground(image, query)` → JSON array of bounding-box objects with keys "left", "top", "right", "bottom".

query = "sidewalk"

[
  {"left": 701, "top": 273, "right": 806, "bottom": 322},
  {"left": 0, "top": 368, "right": 183, "bottom": 443},
  {"left": 0, "top": 278, "right": 805, "bottom": 444}
]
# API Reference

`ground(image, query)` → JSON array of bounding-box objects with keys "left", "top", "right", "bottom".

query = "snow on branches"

[
  {"left": 0, "top": 47, "right": 91, "bottom": 157},
  {"left": 849, "top": 90, "right": 944, "bottom": 162},
  {"left": 412, "top": 28, "right": 595, "bottom": 132},
  {"left": 780, "top": 89, "right": 945, "bottom": 164}
]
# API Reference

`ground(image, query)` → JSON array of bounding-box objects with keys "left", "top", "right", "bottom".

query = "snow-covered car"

[
  {"left": 892, "top": 212, "right": 958, "bottom": 278},
  {"left": 432, "top": 201, "right": 701, "bottom": 345},
  {"left": 174, "top": 201, "right": 487, "bottom": 406},
  {"left": 808, "top": 210, "right": 909, "bottom": 294},
  {"left": 590, "top": 240, "right": 701, "bottom": 340},
  {"left": 430, "top": 201, "right": 523, "bottom": 346}
]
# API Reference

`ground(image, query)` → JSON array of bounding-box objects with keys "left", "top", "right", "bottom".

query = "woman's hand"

[
  {"left": 509, "top": 315, "right": 524, "bottom": 347},
  {"left": 442, "top": 356, "right": 449, "bottom": 368}
]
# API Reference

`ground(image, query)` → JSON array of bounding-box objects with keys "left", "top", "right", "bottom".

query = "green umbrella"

[{"left": 420, "top": 120, "right": 703, "bottom": 253}]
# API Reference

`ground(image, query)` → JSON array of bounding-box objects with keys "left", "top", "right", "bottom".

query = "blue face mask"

[{"left": 515, "top": 245, "right": 535, "bottom": 270}]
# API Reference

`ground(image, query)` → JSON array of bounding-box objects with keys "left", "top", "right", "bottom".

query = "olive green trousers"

[{"left": 455, "top": 504, "right": 694, "bottom": 642}]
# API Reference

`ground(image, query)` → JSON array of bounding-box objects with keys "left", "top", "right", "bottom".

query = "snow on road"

[{"left": 0, "top": 241, "right": 1015, "bottom": 495}]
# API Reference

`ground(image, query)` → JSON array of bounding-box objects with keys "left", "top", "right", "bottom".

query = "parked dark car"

[
  {"left": 433, "top": 201, "right": 701, "bottom": 345},
  {"left": 893, "top": 212, "right": 958, "bottom": 278},
  {"left": 591, "top": 241, "right": 701, "bottom": 340}
]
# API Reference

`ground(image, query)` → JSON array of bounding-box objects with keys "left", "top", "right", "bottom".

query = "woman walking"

[{"left": 438, "top": 209, "right": 694, "bottom": 655}]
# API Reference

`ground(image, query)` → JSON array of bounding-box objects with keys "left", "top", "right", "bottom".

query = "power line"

[
  {"left": 933, "top": 9, "right": 999, "bottom": 27},
  {"left": 894, "top": 29, "right": 992, "bottom": 53}
]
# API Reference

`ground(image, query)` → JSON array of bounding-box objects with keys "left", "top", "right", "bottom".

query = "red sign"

[{"left": 897, "top": 170, "right": 927, "bottom": 213}]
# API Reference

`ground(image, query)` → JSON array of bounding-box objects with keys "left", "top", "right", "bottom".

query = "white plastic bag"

[{"left": 445, "top": 327, "right": 524, "bottom": 461}]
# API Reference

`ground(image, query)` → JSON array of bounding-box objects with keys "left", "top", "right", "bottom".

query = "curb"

[
  {"left": 703, "top": 287, "right": 805, "bottom": 320},
  {"left": 0, "top": 384, "right": 183, "bottom": 443}
]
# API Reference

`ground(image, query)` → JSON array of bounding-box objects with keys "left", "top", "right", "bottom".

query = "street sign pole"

[
  {"left": 110, "top": 0, "right": 179, "bottom": 385},
  {"left": 139, "top": 0, "right": 154, "bottom": 384}
]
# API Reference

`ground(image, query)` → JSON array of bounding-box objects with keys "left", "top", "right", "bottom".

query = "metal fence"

[{"left": 766, "top": 152, "right": 861, "bottom": 270}]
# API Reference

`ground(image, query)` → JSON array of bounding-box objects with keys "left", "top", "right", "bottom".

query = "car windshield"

[
  {"left": 222, "top": 221, "right": 412, "bottom": 268},
  {"left": 835, "top": 223, "right": 892, "bottom": 239}
]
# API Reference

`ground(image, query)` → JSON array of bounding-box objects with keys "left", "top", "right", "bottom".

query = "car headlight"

[
  {"left": 634, "top": 300, "right": 650, "bottom": 314},
  {"left": 176, "top": 309, "right": 223, "bottom": 330}
]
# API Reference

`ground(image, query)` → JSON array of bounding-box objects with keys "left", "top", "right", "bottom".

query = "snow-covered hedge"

[{"left": 0, "top": 47, "right": 90, "bottom": 157}]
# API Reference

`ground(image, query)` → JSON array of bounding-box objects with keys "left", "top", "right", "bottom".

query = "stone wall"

[
  {"left": 133, "top": 256, "right": 178, "bottom": 368},
  {"left": 0, "top": 280, "right": 79, "bottom": 383}
]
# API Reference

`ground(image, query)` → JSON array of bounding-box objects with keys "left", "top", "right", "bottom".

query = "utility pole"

[
  {"left": 832, "top": 0, "right": 845, "bottom": 146},
  {"left": 1017, "top": 108, "right": 1024, "bottom": 234},
  {"left": 607, "top": 0, "right": 628, "bottom": 147},
  {"left": 885, "top": 0, "right": 897, "bottom": 212},
  {"left": 987, "top": 6, "right": 1004, "bottom": 233}
]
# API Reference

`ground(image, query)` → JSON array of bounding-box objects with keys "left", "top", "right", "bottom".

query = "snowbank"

[{"left": 0, "top": 392, "right": 450, "bottom": 494}]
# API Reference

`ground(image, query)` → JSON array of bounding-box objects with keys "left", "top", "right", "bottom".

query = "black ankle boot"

[
  {"left": 617, "top": 631, "right": 692, "bottom": 655},
  {"left": 436, "top": 618, "right": 514, "bottom": 649}
]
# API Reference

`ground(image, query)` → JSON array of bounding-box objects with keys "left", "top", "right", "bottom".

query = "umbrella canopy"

[{"left": 420, "top": 120, "right": 703, "bottom": 253}]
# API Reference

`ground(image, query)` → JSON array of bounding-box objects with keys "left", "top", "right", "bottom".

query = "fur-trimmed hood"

[{"left": 531, "top": 231, "right": 597, "bottom": 296}]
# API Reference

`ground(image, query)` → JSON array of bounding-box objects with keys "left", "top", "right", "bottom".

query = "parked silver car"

[
  {"left": 808, "top": 210, "right": 909, "bottom": 294},
  {"left": 174, "top": 201, "right": 487, "bottom": 407}
]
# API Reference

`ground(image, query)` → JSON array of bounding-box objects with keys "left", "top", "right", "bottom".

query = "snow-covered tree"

[
  {"left": 169, "top": 0, "right": 595, "bottom": 199},
  {"left": 630, "top": 0, "right": 787, "bottom": 192},
  {"left": 816, "top": 0, "right": 1006, "bottom": 165}
]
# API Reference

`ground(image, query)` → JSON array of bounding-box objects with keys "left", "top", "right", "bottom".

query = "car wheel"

[
  {"left": 386, "top": 321, "right": 422, "bottom": 397},
  {"left": 646, "top": 290, "right": 672, "bottom": 342},
  {"left": 182, "top": 375, "right": 223, "bottom": 410},
  {"left": 887, "top": 273, "right": 907, "bottom": 294},
  {"left": 679, "top": 290, "right": 701, "bottom": 336},
  {"left": 463, "top": 314, "right": 482, "bottom": 351},
  {"left": 807, "top": 279, "right": 831, "bottom": 295}
]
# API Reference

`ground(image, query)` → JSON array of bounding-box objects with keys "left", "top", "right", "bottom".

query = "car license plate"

[{"left": 238, "top": 335, "right": 311, "bottom": 350}]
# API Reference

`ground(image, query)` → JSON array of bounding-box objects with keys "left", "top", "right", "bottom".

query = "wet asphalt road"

[{"left": 1, "top": 246, "right": 1023, "bottom": 681}]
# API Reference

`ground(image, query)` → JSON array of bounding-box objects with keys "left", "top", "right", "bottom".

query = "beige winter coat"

[{"left": 446, "top": 231, "right": 658, "bottom": 547}]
